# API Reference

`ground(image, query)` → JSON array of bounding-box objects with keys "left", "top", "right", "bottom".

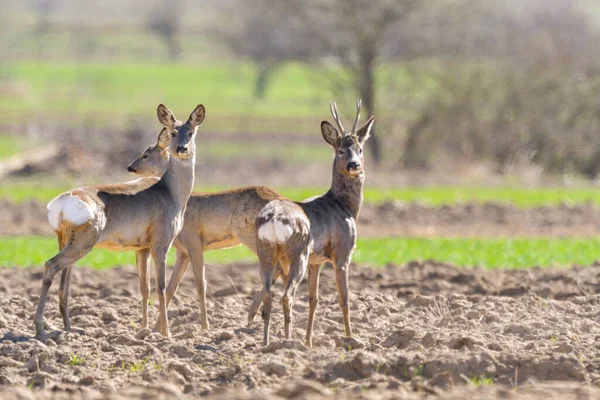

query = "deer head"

[
  {"left": 157, "top": 104, "right": 206, "bottom": 160},
  {"left": 321, "top": 100, "right": 375, "bottom": 178}
]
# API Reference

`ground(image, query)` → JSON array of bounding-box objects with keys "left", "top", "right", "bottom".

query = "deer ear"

[
  {"left": 188, "top": 104, "right": 206, "bottom": 128},
  {"left": 156, "top": 128, "right": 170, "bottom": 150},
  {"left": 321, "top": 121, "right": 339, "bottom": 147},
  {"left": 157, "top": 104, "right": 176, "bottom": 128},
  {"left": 356, "top": 116, "right": 374, "bottom": 145}
]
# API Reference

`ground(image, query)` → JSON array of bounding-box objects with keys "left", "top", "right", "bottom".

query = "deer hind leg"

[
  {"left": 282, "top": 250, "right": 309, "bottom": 340},
  {"left": 35, "top": 224, "right": 97, "bottom": 340},
  {"left": 247, "top": 264, "right": 281, "bottom": 329},
  {"left": 305, "top": 263, "right": 323, "bottom": 348},
  {"left": 135, "top": 248, "right": 151, "bottom": 329},
  {"left": 58, "top": 266, "right": 73, "bottom": 331},
  {"left": 56, "top": 230, "right": 73, "bottom": 332},
  {"left": 258, "top": 245, "right": 278, "bottom": 346}
]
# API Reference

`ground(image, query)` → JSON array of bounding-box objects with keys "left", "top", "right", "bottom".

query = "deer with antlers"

[
  {"left": 253, "top": 100, "right": 374, "bottom": 346},
  {"left": 34, "top": 104, "right": 205, "bottom": 340}
]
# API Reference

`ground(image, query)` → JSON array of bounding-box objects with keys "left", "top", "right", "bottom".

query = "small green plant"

[
  {"left": 130, "top": 321, "right": 136, "bottom": 330},
  {"left": 153, "top": 362, "right": 162, "bottom": 371},
  {"left": 413, "top": 364, "right": 424, "bottom": 377},
  {"left": 66, "top": 355, "right": 85, "bottom": 366},
  {"left": 149, "top": 298, "right": 155, "bottom": 307},
  {"left": 234, "top": 353, "right": 245, "bottom": 367},
  {"left": 550, "top": 333, "right": 558, "bottom": 343},
  {"left": 467, "top": 374, "right": 494, "bottom": 386},
  {"left": 129, "top": 360, "right": 145, "bottom": 373}
]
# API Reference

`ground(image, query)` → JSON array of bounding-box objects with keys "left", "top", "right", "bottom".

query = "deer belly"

[{"left": 97, "top": 228, "right": 149, "bottom": 251}]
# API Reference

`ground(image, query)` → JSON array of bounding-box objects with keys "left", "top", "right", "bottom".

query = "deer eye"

[
  {"left": 338, "top": 149, "right": 344, "bottom": 155},
  {"left": 171, "top": 131, "right": 178, "bottom": 137},
  {"left": 359, "top": 148, "right": 363, "bottom": 154},
  {"left": 142, "top": 154, "right": 149, "bottom": 159}
]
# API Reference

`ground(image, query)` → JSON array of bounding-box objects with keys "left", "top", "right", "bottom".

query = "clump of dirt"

[
  {"left": 0, "top": 261, "right": 599, "bottom": 399},
  {"left": 4, "top": 200, "right": 600, "bottom": 238}
]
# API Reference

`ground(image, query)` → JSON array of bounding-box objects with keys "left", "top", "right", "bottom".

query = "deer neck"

[
  {"left": 328, "top": 160, "right": 364, "bottom": 220},
  {"left": 159, "top": 155, "right": 195, "bottom": 211}
]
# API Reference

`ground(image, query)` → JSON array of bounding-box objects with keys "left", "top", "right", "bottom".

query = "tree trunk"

[
  {"left": 254, "top": 63, "right": 277, "bottom": 99},
  {"left": 357, "top": 45, "right": 381, "bottom": 164}
]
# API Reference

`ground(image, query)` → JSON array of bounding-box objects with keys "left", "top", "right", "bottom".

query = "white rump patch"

[
  {"left": 47, "top": 193, "right": 94, "bottom": 230},
  {"left": 258, "top": 220, "right": 293, "bottom": 244}
]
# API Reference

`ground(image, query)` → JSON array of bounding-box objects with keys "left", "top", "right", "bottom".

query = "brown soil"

[
  {"left": 1, "top": 261, "right": 600, "bottom": 399},
  {"left": 4, "top": 199, "right": 600, "bottom": 238}
]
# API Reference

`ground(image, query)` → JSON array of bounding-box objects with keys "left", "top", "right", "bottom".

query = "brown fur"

[
  {"left": 34, "top": 104, "right": 204, "bottom": 341},
  {"left": 254, "top": 101, "right": 375, "bottom": 346}
]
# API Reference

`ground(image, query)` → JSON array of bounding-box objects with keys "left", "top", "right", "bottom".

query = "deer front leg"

[
  {"left": 165, "top": 249, "right": 190, "bottom": 307},
  {"left": 135, "top": 249, "right": 151, "bottom": 329},
  {"left": 305, "top": 263, "right": 322, "bottom": 348},
  {"left": 151, "top": 246, "right": 170, "bottom": 337},
  {"left": 152, "top": 249, "right": 190, "bottom": 332},
  {"left": 58, "top": 266, "right": 73, "bottom": 332},
  {"left": 188, "top": 246, "right": 209, "bottom": 330},
  {"left": 334, "top": 257, "right": 353, "bottom": 337},
  {"left": 247, "top": 266, "right": 281, "bottom": 329}
]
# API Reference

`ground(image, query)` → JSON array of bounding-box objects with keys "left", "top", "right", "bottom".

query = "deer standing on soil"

[
  {"left": 34, "top": 104, "right": 205, "bottom": 340},
  {"left": 127, "top": 145, "right": 285, "bottom": 331},
  {"left": 255, "top": 100, "right": 374, "bottom": 346}
]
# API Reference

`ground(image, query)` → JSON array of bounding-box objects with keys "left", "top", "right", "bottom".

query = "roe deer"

[
  {"left": 127, "top": 144, "right": 285, "bottom": 331},
  {"left": 34, "top": 104, "right": 205, "bottom": 340},
  {"left": 254, "top": 100, "right": 374, "bottom": 346}
]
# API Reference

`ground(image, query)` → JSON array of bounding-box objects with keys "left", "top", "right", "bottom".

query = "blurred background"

[{"left": 2, "top": 0, "right": 600, "bottom": 189}]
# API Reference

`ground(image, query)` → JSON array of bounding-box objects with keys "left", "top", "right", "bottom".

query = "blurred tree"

[
  {"left": 208, "top": 0, "right": 324, "bottom": 99},
  {"left": 147, "top": 0, "right": 182, "bottom": 60},
  {"left": 401, "top": 0, "right": 600, "bottom": 178},
  {"left": 33, "top": 0, "right": 57, "bottom": 58},
  {"left": 288, "top": 0, "right": 421, "bottom": 164}
]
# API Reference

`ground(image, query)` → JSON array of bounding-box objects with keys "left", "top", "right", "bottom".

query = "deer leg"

[
  {"left": 56, "top": 233, "right": 73, "bottom": 332},
  {"left": 35, "top": 232, "right": 96, "bottom": 340},
  {"left": 165, "top": 250, "right": 190, "bottom": 307},
  {"left": 282, "top": 251, "right": 308, "bottom": 340},
  {"left": 152, "top": 249, "right": 190, "bottom": 332},
  {"left": 188, "top": 246, "right": 210, "bottom": 330},
  {"left": 334, "top": 258, "right": 352, "bottom": 337},
  {"left": 151, "top": 246, "right": 170, "bottom": 337},
  {"left": 305, "top": 263, "right": 322, "bottom": 348},
  {"left": 58, "top": 266, "right": 73, "bottom": 332},
  {"left": 136, "top": 249, "right": 151, "bottom": 329},
  {"left": 258, "top": 246, "right": 277, "bottom": 346},
  {"left": 247, "top": 265, "right": 281, "bottom": 328}
]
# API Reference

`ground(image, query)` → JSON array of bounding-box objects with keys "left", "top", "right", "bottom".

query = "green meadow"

[
  {"left": 2, "top": 236, "right": 599, "bottom": 269},
  {"left": 3, "top": 180, "right": 600, "bottom": 207}
]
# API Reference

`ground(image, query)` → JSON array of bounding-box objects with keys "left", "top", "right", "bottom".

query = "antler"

[
  {"left": 329, "top": 101, "right": 345, "bottom": 134},
  {"left": 351, "top": 99, "right": 362, "bottom": 135}
]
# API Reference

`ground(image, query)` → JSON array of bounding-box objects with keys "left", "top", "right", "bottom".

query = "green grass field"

[
  {"left": 2, "top": 236, "right": 599, "bottom": 269},
  {"left": 0, "top": 62, "right": 333, "bottom": 126},
  {"left": 2, "top": 180, "right": 600, "bottom": 207},
  {"left": 0, "top": 61, "right": 424, "bottom": 131}
]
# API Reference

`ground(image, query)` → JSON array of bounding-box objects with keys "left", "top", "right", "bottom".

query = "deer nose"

[
  {"left": 127, "top": 166, "right": 136, "bottom": 173},
  {"left": 347, "top": 161, "right": 360, "bottom": 171},
  {"left": 176, "top": 145, "right": 188, "bottom": 154}
]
